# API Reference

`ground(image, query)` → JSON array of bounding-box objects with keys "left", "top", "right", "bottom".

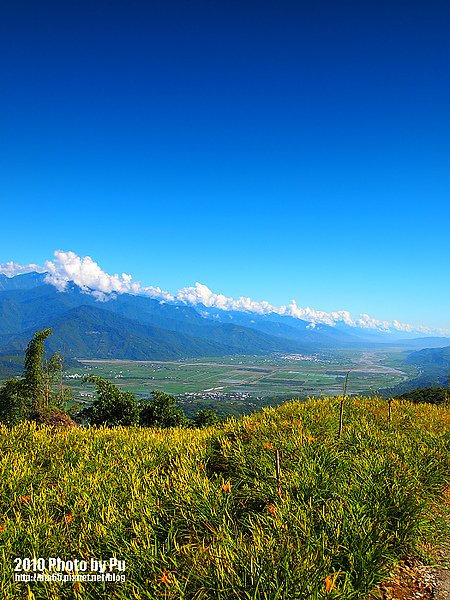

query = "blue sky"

[{"left": 1, "top": 1, "right": 449, "bottom": 330}]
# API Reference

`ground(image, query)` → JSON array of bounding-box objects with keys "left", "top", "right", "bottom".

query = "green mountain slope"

[{"left": 0, "top": 304, "right": 305, "bottom": 360}]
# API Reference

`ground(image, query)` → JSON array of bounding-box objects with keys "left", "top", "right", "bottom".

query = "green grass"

[{"left": 0, "top": 396, "right": 449, "bottom": 599}]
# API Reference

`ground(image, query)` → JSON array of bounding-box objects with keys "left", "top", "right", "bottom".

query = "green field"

[
  {"left": 0, "top": 396, "right": 448, "bottom": 599},
  {"left": 64, "top": 351, "right": 416, "bottom": 416}
]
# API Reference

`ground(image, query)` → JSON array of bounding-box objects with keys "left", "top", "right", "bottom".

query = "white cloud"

[
  {"left": 3, "top": 250, "right": 449, "bottom": 335},
  {"left": 280, "top": 299, "right": 355, "bottom": 326},
  {"left": 43, "top": 250, "right": 174, "bottom": 302},
  {"left": 355, "top": 313, "right": 391, "bottom": 331},
  {"left": 175, "top": 282, "right": 274, "bottom": 314},
  {"left": 0, "top": 261, "right": 47, "bottom": 277},
  {"left": 173, "top": 281, "right": 449, "bottom": 335}
]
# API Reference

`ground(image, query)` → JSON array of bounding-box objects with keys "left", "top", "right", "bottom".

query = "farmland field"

[{"left": 65, "top": 350, "right": 416, "bottom": 416}]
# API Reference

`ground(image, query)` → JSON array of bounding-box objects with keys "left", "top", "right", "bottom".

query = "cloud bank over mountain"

[
  {"left": 0, "top": 261, "right": 47, "bottom": 277},
  {"left": 0, "top": 250, "right": 445, "bottom": 335}
]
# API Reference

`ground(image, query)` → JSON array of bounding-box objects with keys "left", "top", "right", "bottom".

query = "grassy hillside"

[{"left": 0, "top": 397, "right": 449, "bottom": 599}]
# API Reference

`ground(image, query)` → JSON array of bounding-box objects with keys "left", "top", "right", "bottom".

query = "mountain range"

[{"left": 0, "top": 272, "right": 449, "bottom": 362}]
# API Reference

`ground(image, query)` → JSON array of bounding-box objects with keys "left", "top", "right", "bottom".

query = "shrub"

[
  {"left": 193, "top": 408, "right": 220, "bottom": 427},
  {"left": 139, "top": 390, "right": 188, "bottom": 427},
  {"left": 85, "top": 375, "right": 139, "bottom": 426}
]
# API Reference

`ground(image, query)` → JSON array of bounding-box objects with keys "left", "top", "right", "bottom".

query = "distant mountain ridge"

[
  {"left": 0, "top": 274, "right": 309, "bottom": 359},
  {"left": 0, "top": 272, "right": 448, "bottom": 361},
  {"left": 406, "top": 345, "right": 450, "bottom": 370},
  {"left": 0, "top": 272, "right": 46, "bottom": 291},
  {"left": 381, "top": 345, "right": 450, "bottom": 396}
]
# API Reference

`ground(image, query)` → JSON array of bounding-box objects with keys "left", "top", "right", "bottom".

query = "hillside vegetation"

[
  {"left": 395, "top": 386, "right": 449, "bottom": 404},
  {"left": 0, "top": 396, "right": 449, "bottom": 599}
]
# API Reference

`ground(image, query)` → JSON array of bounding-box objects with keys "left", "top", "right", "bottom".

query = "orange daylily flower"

[
  {"left": 160, "top": 571, "right": 171, "bottom": 584},
  {"left": 222, "top": 481, "right": 232, "bottom": 492},
  {"left": 325, "top": 576, "right": 334, "bottom": 592},
  {"left": 65, "top": 514, "right": 73, "bottom": 523},
  {"left": 264, "top": 443, "right": 274, "bottom": 449},
  {"left": 266, "top": 504, "right": 277, "bottom": 516},
  {"left": 0, "top": 525, "right": 4, "bottom": 532},
  {"left": 20, "top": 496, "right": 31, "bottom": 503}
]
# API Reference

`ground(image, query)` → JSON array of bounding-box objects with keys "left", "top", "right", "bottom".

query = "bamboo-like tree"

[{"left": 23, "top": 328, "right": 53, "bottom": 412}]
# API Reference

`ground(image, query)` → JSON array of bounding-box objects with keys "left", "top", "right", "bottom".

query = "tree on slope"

[
  {"left": 23, "top": 328, "right": 53, "bottom": 412},
  {"left": 85, "top": 375, "right": 139, "bottom": 427},
  {"left": 139, "top": 391, "right": 188, "bottom": 428},
  {"left": 0, "top": 328, "right": 65, "bottom": 424},
  {"left": 193, "top": 408, "right": 220, "bottom": 428},
  {"left": 0, "top": 378, "right": 28, "bottom": 425}
]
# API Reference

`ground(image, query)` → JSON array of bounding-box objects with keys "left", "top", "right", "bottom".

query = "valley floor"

[{"left": 65, "top": 350, "right": 414, "bottom": 416}]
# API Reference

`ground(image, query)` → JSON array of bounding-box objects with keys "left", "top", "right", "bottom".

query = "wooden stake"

[
  {"left": 343, "top": 371, "right": 349, "bottom": 396},
  {"left": 275, "top": 448, "right": 282, "bottom": 499},
  {"left": 338, "top": 371, "right": 350, "bottom": 438}
]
